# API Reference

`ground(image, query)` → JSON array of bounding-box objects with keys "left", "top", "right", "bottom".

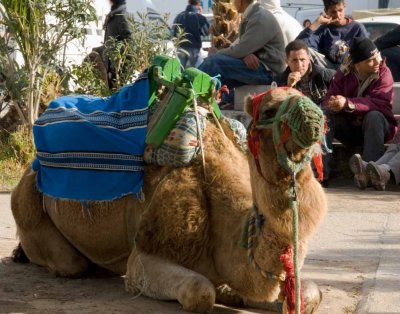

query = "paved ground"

[{"left": 1, "top": 180, "right": 400, "bottom": 314}]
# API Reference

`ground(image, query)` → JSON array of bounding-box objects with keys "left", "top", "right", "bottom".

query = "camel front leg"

[{"left": 125, "top": 251, "right": 216, "bottom": 313}]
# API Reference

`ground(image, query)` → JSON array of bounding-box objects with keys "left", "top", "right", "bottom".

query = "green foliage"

[
  {"left": 0, "top": 7, "right": 186, "bottom": 189},
  {"left": 71, "top": 55, "right": 110, "bottom": 96},
  {"left": 71, "top": 13, "right": 184, "bottom": 96},
  {"left": 8, "top": 126, "right": 36, "bottom": 163},
  {"left": 0, "top": 127, "right": 35, "bottom": 190},
  {"left": 0, "top": 0, "right": 97, "bottom": 125}
]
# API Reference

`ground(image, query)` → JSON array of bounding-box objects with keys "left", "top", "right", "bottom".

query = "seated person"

[
  {"left": 374, "top": 25, "right": 400, "bottom": 82},
  {"left": 198, "top": 0, "right": 286, "bottom": 107},
  {"left": 277, "top": 39, "right": 335, "bottom": 185},
  {"left": 322, "top": 37, "right": 397, "bottom": 188},
  {"left": 277, "top": 39, "right": 335, "bottom": 106},
  {"left": 349, "top": 143, "right": 400, "bottom": 191},
  {"left": 296, "top": 0, "right": 368, "bottom": 69}
]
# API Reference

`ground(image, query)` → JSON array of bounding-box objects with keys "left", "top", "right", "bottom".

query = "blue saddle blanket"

[{"left": 32, "top": 75, "right": 149, "bottom": 201}]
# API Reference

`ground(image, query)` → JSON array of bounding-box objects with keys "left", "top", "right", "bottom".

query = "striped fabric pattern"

[{"left": 32, "top": 74, "right": 149, "bottom": 201}]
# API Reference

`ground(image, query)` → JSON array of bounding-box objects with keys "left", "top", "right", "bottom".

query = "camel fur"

[{"left": 11, "top": 87, "right": 327, "bottom": 313}]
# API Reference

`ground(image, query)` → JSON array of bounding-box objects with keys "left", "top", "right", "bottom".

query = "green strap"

[{"left": 290, "top": 173, "right": 301, "bottom": 314}]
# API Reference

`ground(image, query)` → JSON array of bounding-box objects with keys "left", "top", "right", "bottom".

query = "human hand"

[
  {"left": 327, "top": 95, "right": 347, "bottom": 112},
  {"left": 287, "top": 71, "right": 302, "bottom": 87},
  {"left": 318, "top": 13, "right": 335, "bottom": 24},
  {"left": 243, "top": 53, "right": 259, "bottom": 70},
  {"left": 205, "top": 46, "right": 218, "bottom": 56},
  {"left": 309, "top": 12, "right": 336, "bottom": 30}
]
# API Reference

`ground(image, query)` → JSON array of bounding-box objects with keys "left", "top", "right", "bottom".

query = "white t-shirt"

[{"left": 260, "top": 0, "right": 303, "bottom": 46}]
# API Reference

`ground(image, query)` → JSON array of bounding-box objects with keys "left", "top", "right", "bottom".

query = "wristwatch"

[{"left": 345, "top": 100, "right": 355, "bottom": 112}]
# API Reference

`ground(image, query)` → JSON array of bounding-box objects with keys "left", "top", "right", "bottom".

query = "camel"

[{"left": 11, "top": 87, "right": 327, "bottom": 313}]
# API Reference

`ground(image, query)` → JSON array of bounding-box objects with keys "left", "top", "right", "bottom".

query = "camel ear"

[{"left": 244, "top": 95, "right": 253, "bottom": 116}]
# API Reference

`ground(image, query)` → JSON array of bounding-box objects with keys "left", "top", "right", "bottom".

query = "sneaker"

[
  {"left": 366, "top": 162, "right": 391, "bottom": 191},
  {"left": 349, "top": 154, "right": 368, "bottom": 189}
]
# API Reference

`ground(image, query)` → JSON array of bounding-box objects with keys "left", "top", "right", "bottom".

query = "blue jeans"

[
  {"left": 198, "top": 53, "right": 274, "bottom": 88},
  {"left": 177, "top": 47, "right": 200, "bottom": 68}
]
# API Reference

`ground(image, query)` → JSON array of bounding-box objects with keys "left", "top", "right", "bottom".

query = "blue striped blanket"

[{"left": 32, "top": 75, "right": 149, "bottom": 201}]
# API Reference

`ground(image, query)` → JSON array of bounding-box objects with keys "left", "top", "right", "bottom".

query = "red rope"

[
  {"left": 280, "top": 247, "right": 304, "bottom": 314},
  {"left": 217, "top": 85, "right": 230, "bottom": 102},
  {"left": 312, "top": 150, "right": 324, "bottom": 182},
  {"left": 247, "top": 87, "right": 294, "bottom": 182},
  {"left": 312, "top": 116, "right": 329, "bottom": 182}
]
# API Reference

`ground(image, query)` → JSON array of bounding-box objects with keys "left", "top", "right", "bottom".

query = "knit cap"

[{"left": 350, "top": 37, "right": 379, "bottom": 64}]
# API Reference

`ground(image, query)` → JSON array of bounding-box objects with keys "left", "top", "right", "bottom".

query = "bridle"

[
  {"left": 245, "top": 88, "right": 325, "bottom": 314},
  {"left": 247, "top": 90, "right": 323, "bottom": 182}
]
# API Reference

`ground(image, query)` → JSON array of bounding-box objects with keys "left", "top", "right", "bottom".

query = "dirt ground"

[
  {"left": 2, "top": 185, "right": 399, "bottom": 314},
  {"left": 0, "top": 241, "right": 361, "bottom": 314}
]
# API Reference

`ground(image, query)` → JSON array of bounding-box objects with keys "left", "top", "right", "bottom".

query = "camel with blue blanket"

[{"left": 11, "top": 64, "right": 327, "bottom": 313}]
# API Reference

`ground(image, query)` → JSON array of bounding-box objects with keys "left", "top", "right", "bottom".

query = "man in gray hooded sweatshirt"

[{"left": 198, "top": 0, "right": 285, "bottom": 106}]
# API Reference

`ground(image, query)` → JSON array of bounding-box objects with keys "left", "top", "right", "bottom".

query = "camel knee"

[
  {"left": 48, "top": 252, "right": 89, "bottom": 278},
  {"left": 177, "top": 276, "right": 216, "bottom": 313},
  {"left": 125, "top": 253, "right": 215, "bottom": 313},
  {"left": 19, "top": 228, "right": 89, "bottom": 278}
]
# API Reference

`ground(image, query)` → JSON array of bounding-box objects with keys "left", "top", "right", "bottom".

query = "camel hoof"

[
  {"left": 216, "top": 284, "right": 244, "bottom": 307},
  {"left": 12, "top": 243, "right": 30, "bottom": 264},
  {"left": 177, "top": 276, "right": 216, "bottom": 313},
  {"left": 302, "top": 279, "right": 322, "bottom": 314}
]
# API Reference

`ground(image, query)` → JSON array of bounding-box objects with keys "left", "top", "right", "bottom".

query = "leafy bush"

[
  {"left": 71, "top": 13, "right": 184, "bottom": 96},
  {"left": 0, "top": 126, "right": 35, "bottom": 190},
  {"left": 0, "top": 0, "right": 97, "bottom": 125}
]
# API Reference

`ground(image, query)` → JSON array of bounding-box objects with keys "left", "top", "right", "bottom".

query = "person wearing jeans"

[
  {"left": 350, "top": 144, "right": 400, "bottom": 191},
  {"left": 198, "top": 0, "right": 286, "bottom": 107},
  {"left": 322, "top": 37, "right": 397, "bottom": 187}
]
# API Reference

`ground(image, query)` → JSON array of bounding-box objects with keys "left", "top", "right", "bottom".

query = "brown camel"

[{"left": 11, "top": 87, "right": 327, "bottom": 313}]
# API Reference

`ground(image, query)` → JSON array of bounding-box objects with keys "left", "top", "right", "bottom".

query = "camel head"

[{"left": 245, "top": 87, "right": 325, "bottom": 179}]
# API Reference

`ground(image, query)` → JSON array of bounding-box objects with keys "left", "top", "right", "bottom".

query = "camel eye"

[{"left": 260, "top": 108, "right": 277, "bottom": 121}]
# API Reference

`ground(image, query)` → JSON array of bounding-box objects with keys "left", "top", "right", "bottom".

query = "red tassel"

[
  {"left": 311, "top": 115, "right": 329, "bottom": 182},
  {"left": 280, "top": 247, "right": 304, "bottom": 314},
  {"left": 312, "top": 147, "right": 324, "bottom": 182}
]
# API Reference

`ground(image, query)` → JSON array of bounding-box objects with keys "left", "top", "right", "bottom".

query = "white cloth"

[{"left": 260, "top": 0, "right": 303, "bottom": 46}]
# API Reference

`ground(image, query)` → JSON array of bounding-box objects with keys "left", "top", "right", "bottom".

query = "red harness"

[{"left": 247, "top": 88, "right": 325, "bottom": 182}]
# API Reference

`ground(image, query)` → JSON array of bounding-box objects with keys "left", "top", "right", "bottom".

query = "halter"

[
  {"left": 246, "top": 88, "right": 324, "bottom": 314},
  {"left": 247, "top": 90, "right": 324, "bottom": 181}
]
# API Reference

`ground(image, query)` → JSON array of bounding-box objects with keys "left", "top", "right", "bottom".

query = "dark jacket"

[
  {"left": 296, "top": 19, "right": 368, "bottom": 66},
  {"left": 173, "top": 5, "right": 209, "bottom": 49},
  {"left": 375, "top": 25, "right": 400, "bottom": 50},
  {"left": 103, "top": 1, "right": 132, "bottom": 43},
  {"left": 277, "top": 62, "right": 335, "bottom": 105},
  {"left": 322, "top": 60, "right": 397, "bottom": 141}
]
